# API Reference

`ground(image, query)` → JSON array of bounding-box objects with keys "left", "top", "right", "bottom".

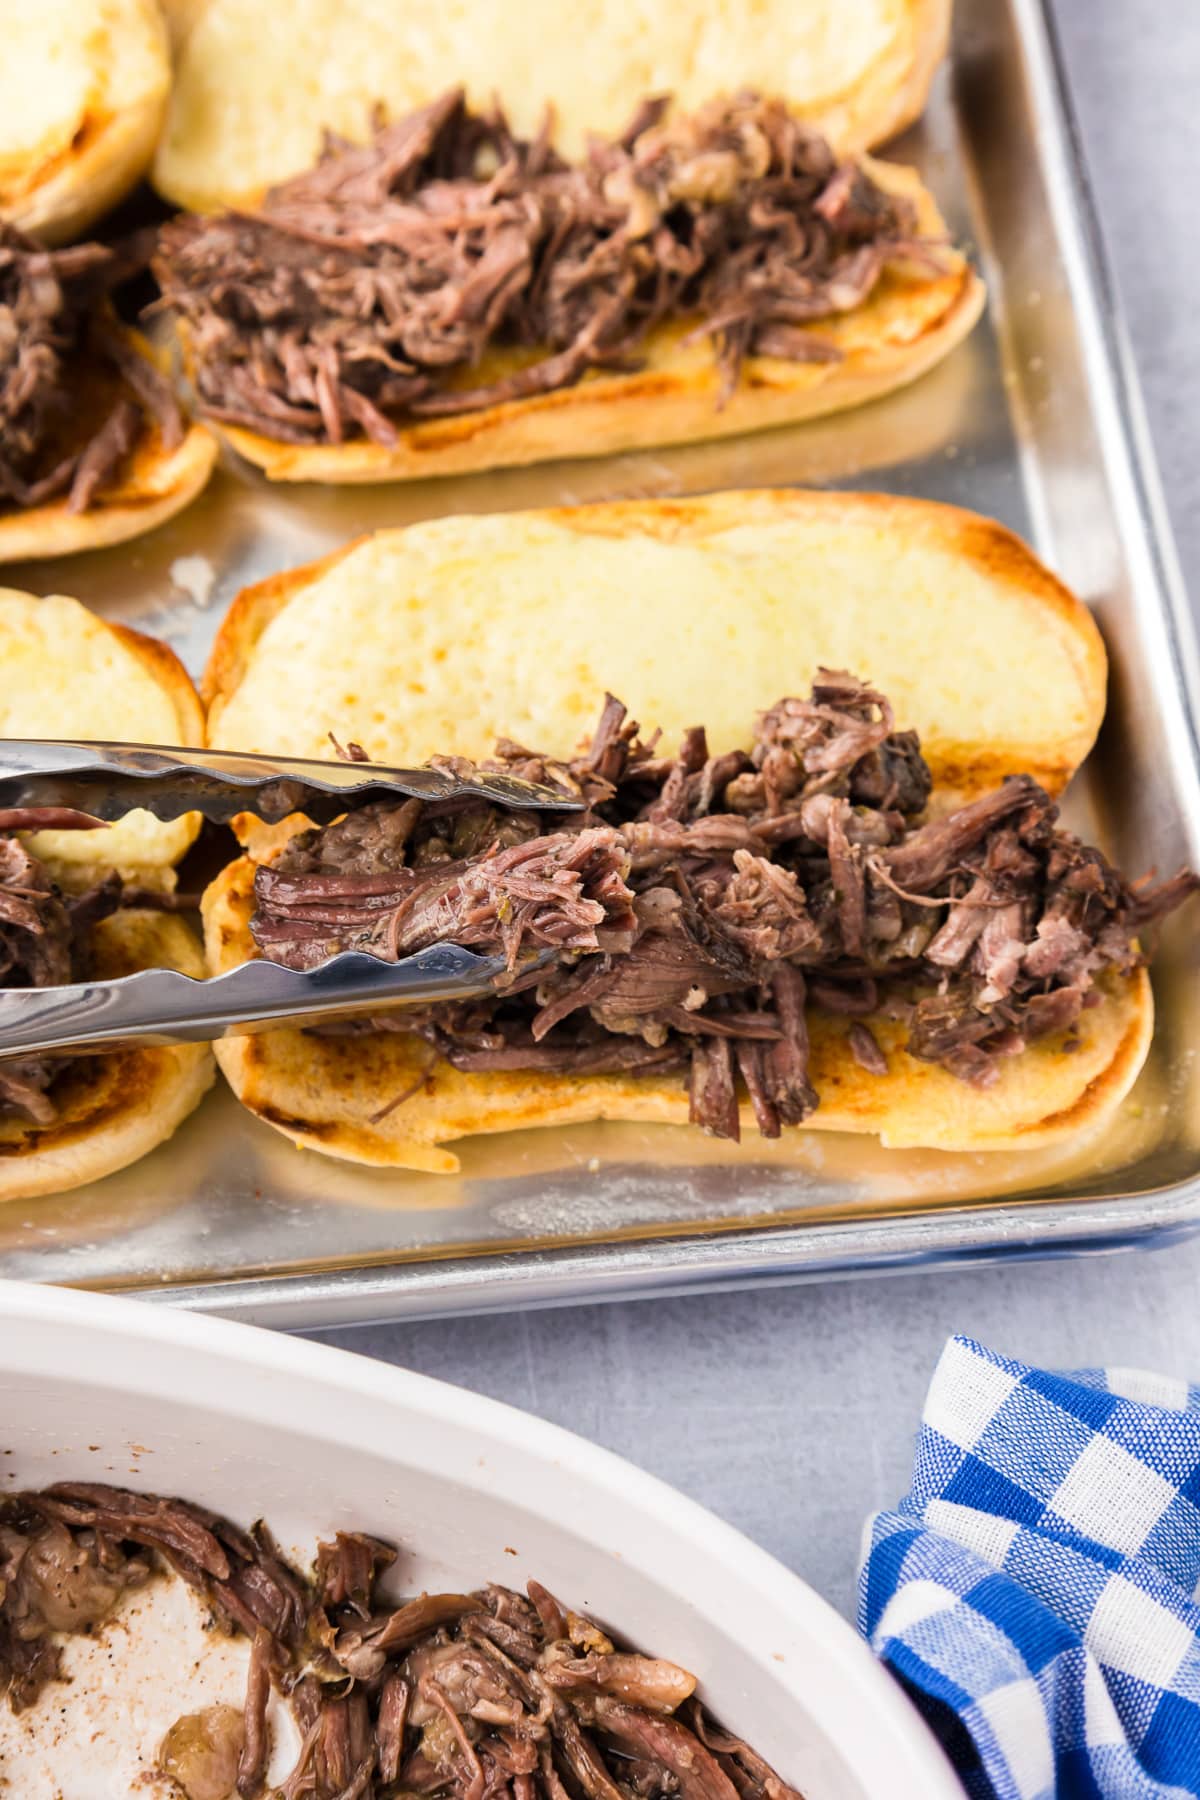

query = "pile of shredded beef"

[
  {"left": 1, "top": 1482, "right": 803, "bottom": 1800},
  {"left": 251, "top": 677, "right": 1197, "bottom": 1141},
  {"left": 153, "top": 88, "right": 950, "bottom": 444},
  {"left": 0, "top": 810, "right": 158, "bottom": 1124},
  {"left": 0, "top": 222, "right": 182, "bottom": 515}
]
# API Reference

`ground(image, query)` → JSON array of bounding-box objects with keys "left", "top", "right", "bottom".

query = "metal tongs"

[{"left": 0, "top": 741, "right": 582, "bottom": 1059}]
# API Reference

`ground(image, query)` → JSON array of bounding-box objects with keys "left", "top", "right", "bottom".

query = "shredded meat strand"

[
  {"left": 248, "top": 674, "right": 1197, "bottom": 1139},
  {"left": 0, "top": 222, "right": 182, "bottom": 515},
  {"left": 154, "top": 90, "right": 952, "bottom": 443},
  {"left": 0, "top": 1483, "right": 805, "bottom": 1800}
]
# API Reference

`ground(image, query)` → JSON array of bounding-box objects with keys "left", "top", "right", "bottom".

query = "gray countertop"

[{"left": 314, "top": 1, "right": 1200, "bottom": 1624}]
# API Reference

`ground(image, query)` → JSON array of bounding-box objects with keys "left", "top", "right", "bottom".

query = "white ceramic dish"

[{"left": 0, "top": 1282, "right": 955, "bottom": 1797}]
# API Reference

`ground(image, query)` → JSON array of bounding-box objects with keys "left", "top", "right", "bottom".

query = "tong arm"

[
  {"left": 0, "top": 944, "right": 540, "bottom": 1059},
  {"left": 0, "top": 741, "right": 583, "bottom": 825}
]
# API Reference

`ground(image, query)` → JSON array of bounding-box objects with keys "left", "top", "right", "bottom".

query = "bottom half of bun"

[
  {"left": 0, "top": 910, "right": 214, "bottom": 1202},
  {"left": 0, "top": 342, "right": 217, "bottom": 564},
  {"left": 213, "top": 262, "right": 984, "bottom": 487},
  {"left": 203, "top": 855, "right": 1153, "bottom": 1175}
]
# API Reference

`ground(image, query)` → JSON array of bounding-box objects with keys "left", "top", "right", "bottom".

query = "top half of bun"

[
  {"left": 203, "top": 489, "right": 1106, "bottom": 821},
  {"left": 0, "top": 0, "right": 171, "bottom": 244},
  {"left": 0, "top": 587, "right": 204, "bottom": 889},
  {"left": 153, "top": 0, "right": 951, "bottom": 212}
]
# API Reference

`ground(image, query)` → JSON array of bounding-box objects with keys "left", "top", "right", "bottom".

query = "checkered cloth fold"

[{"left": 859, "top": 1336, "right": 1200, "bottom": 1799}]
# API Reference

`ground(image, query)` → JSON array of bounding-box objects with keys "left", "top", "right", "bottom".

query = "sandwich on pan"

[
  {"left": 155, "top": 89, "right": 981, "bottom": 485},
  {"left": 154, "top": 19, "right": 982, "bottom": 483},
  {"left": 1, "top": 0, "right": 171, "bottom": 245},
  {"left": 0, "top": 224, "right": 217, "bottom": 563},
  {"left": 200, "top": 491, "right": 1194, "bottom": 1172},
  {"left": 0, "top": 589, "right": 213, "bottom": 1202}
]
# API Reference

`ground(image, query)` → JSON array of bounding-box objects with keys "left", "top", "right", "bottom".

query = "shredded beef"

[
  {"left": 2, "top": 1482, "right": 804, "bottom": 1800},
  {"left": 0, "top": 1496, "right": 154, "bottom": 1712},
  {"left": 36, "top": 1482, "right": 308, "bottom": 1655},
  {"left": 252, "top": 823, "right": 636, "bottom": 973},
  {"left": 250, "top": 675, "right": 1198, "bottom": 1141},
  {"left": 0, "top": 222, "right": 182, "bottom": 516},
  {"left": 154, "top": 89, "right": 953, "bottom": 444},
  {"left": 0, "top": 816, "right": 167, "bottom": 1125}
]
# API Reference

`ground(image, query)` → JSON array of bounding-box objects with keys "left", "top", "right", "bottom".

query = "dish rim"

[{"left": 0, "top": 1278, "right": 957, "bottom": 1798}]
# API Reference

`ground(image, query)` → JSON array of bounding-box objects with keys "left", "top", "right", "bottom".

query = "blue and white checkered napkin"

[{"left": 859, "top": 1336, "right": 1200, "bottom": 1799}]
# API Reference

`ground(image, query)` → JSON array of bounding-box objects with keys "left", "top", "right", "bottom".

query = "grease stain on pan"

[{"left": 0, "top": 1577, "right": 298, "bottom": 1797}]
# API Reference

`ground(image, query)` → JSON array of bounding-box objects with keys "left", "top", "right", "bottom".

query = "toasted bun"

[
  {"left": 0, "top": 588, "right": 205, "bottom": 889},
  {"left": 203, "top": 853, "right": 1152, "bottom": 1172},
  {"left": 0, "top": 0, "right": 170, "bottom": 245},
  {"left": 155, "top": 0, "right": 950, "bottom": 212},
  {"left": 193, "top": 162, "right": 982, "bottom": 484},
  {"left": 158, "top": 0, "right": 208, "bottom": 54},
  {"left": 0, "top": 911, "right": 214, "bottom": 1203},
  {"left": 0, "top": 597, "right": 213, "bottom": 1201},
  {"left": 202, "top": 490, "right": 1127, "bottom": 1167},
  {"left": 0, "top": 334, "right": 218, "bottom": 565},
  {"left": 204, "top": 491, "right": 1107, "bottom": 817}
]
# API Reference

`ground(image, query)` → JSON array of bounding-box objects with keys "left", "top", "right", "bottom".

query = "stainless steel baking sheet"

[{"left": 3, "top": 0, "right": 1199, "bottom": 1326}]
